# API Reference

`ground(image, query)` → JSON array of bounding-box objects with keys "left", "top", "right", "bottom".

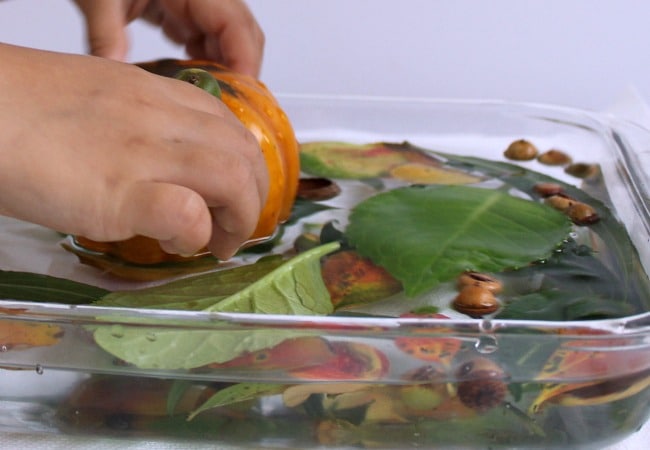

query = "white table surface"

[{"left": 1, "top": 422, "right": 648, "bottom": 449}]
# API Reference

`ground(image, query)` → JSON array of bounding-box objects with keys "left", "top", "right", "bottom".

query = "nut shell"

[
  {"left": 565, "top": 163, "right": 599, "bottom": 179},
  {"left": 504, "top": 139, "right": 538, "bottom": 161},
  {"left": 537, "top": 149, "right": 572, "bottom": 166},
  {"left": 566, "top": 202, "right": 600, "bottom": 225},
  {"left": 533, "top": 182, "right": 564, "bottom": 197},
  {"left": 452, "top": 285, "right": 500, "bottom": 318},
  {"left": 544, "top": 194, "right": 576, "bottom": 212},
  {"left": 455, "top": 357, "right": 509, "bottom": 412},
  {"left": 457, "top": 271, "right": 503, "bottom": 294}
]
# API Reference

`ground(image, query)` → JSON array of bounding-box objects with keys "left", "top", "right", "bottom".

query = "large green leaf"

[
  {"left": 96, "top": 255, "right": 287, "bottom": 310},
  {"left": 92, "top": 243, "right": 339, "bottom": 369},
  {"left": 203, "top": 241, "right": 338, "bottom": 315},
  {"left": 92, "top": 326, "right": 306, "bottom": 370},
  {"left": 346, "top": 185, "right": 571, "bottom": 296}
]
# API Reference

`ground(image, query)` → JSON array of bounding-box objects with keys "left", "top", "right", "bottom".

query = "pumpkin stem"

[{"left": 173, "top": 68, "right": 222, "bottom": 99}]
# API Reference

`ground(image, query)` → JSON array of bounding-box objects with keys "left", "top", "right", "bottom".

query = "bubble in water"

[
  {"left": 35, "top": 364, "right": 44, "bottom": 375},
  {"left": 479, "top": 319, "right": 494, "bottom": 332},
  {"left": 475, "top": 335, "right": 498, "bottom": 354}
]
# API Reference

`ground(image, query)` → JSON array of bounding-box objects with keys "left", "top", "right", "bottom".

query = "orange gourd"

[{"left": 74, "top": 59, "right": 300, "bottom": 265}]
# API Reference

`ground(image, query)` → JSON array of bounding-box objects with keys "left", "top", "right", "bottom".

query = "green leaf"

[
  {"left": 300, "top": 141, "right": 409, "bottom": 179},
  {"left": 96, "top": 255, "right": 287, "bottom": 310},
  {"left": 496, "top": 240, "right": 637, "bottom": 320},
  {"left": 166, "top": 380, "right": 194, "bottom": 415},
  {"left": 204, "top": 242, "right": 339, "bottom": 315},
  {"left": 93, "top": 327, "right": 307, "bottom": 369},
  {"left": 346, "top": 185, "right": 571, "bottom": 296},
  {"left": 0, "top": 270, "right": 108, "bottom": 304},
  {"left": 92, "top": 243, "right": 339, "bottom": 369},
  {"left": 187, "top": 383, "right": 285, "bottom": 420}
]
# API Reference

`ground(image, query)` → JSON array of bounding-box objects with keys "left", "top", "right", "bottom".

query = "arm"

[{"left": 0, "top": 42, "right": 268, "bottom": 259}]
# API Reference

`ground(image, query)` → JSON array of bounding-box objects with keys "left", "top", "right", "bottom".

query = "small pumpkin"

[{"left": 74, "top": 59, "right": 300, "bottom": 266}]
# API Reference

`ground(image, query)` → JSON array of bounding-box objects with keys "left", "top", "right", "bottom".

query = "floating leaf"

[
  {"left": 346, "top": 185, "right": 571, "bottom": 296},
  {"left": 388, "top": 163, "right": 481, "bottom": 185},
  {"left": 321, "top": 250, "right": 403, "bottom": 308},
  {"left": 0, "top": 269, "right": 108, "bottom": 304},
  {"left": 204, "top": 242, "right": 339, "bottom": 315},
  {"left": 97, "top": 255, "right": 287, "bottom": 310},
  {"left": 300, "top": 142, "right": 411, "bottom": 179}
]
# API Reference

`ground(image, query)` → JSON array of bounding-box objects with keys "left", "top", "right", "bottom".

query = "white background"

[
  {"left": 1, "top": 0, "right": 650, "bottom": 112},
  {"left": 0, "top": 1, "right": 648, "bottom": 449}
]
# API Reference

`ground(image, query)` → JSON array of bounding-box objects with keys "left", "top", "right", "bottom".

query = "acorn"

[
  {"left": 455, "top": 357, "right": 508, "bottom": 412},
  {"left": 504, "top": 139, "right": 538, "bottom": 161},
  {"left": 565, "top": 162, "right": 599, "bottom": 179},
  {"left": 533, "top": 182, "right": 564, "bottom": 198},
  {"left": 566, "top": 202, "right": 600, "bottom": 225},
  {"left": 452, "top": 285, "right": 500, "bottom": 318},
  {"left": 545, "top": 194, "right": 576, "bottom": 212},
  {"left": 537, "top": 149, "right": 572, "bottom": 166},
  {"left": 297, "top": 177, "right": 341, "bottom": 201},
  {"left": 457, "top": 271, "right": 503, "bottom": 294}
]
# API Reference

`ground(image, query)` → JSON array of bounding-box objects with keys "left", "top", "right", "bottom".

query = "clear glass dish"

[{"left": 1, "top": 96, "right": 649, "bottom": 449}]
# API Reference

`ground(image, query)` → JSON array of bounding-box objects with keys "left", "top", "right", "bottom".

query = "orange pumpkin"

[{"left": 74, "top": 59, "right": 300, "bottom": 265}]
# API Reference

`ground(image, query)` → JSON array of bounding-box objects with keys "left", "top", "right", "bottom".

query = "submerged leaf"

[
  {"left": 188, "top": 383, "right": 285, "bottom": 420},
  {"left": 93, "top": 327, "right": 306, "bottom": 370},
  {"left": 92, "top": 243, "right": 339, "bottom": 369},
  {"left": 346, "top": 185, "right": 571, "bottom": 296},
  {"left": 0, "top": 320, "right": 64, "bottom": 350},
  {"left": 496, "top": 240, "right": 637, "bottom": 320}
]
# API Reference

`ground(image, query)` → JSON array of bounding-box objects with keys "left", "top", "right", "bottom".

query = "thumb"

[{"left": 75, "top": 0, "right": 129, "bottom": 61}]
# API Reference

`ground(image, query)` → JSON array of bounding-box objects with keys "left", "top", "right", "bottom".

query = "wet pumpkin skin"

[{"left": 75, "top": 59, "right": 300, "bottom": 265}]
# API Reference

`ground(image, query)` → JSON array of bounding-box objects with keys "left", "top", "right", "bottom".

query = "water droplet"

[
  {"left": 479, "top": 319, "right": 494, "bottom": 332},
  {"left": 145, "top": 332, "right": 157, "bottom": 342},
  {"left": 110, "top": 325, "right": 125, "bottom": 338},
  {"left": 35, "top": 364, "right": 44, "bottom": 375},
  {"left": 475, "top": 335, "right": 498, "bottom": 354}
]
